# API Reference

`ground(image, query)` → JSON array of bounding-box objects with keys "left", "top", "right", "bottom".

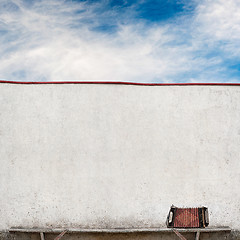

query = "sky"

[{"left": 0, "top": 0, "right": 240, "bottom": 83}]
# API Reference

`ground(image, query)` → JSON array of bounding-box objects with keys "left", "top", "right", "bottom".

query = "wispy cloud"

[{"left": 0, "top": 0, "right": 239, "bottom": 82}]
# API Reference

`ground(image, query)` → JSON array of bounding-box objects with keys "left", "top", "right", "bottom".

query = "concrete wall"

[{"left": 0, "top": 84, "right": 239, "bottom": 231}]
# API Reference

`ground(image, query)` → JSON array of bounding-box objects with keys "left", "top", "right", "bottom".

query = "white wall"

[{"left": 0, "top": 84, "right": 239, "bottom": 231}]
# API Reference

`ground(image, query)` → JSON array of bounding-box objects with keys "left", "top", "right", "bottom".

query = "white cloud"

[
  {"left": 0, "top": 0, "right": 239, "bottom": 82},
  {"left": 194, "top": 0, "right": 240, "bottom": 58},
  {"left": 195, "top": 0, "right": 240, "bottom": 41}
]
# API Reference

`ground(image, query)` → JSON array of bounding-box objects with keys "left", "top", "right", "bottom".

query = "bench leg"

[
  {"left": 54, "top": 230, "right": 68, "bottom": 240},
  {"left": 173, "top": 229, "right": 187, "bottom": 240},
  {"left": 40, "top": 232, "right": 45, "bottom": 240},
  {"left": 195, "top": 231, "right": 200, "bottom": 240}
]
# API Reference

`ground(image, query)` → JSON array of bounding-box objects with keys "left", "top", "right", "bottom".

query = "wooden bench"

[{"left": 9, "top": 227, "right": 231, "bottom": 240}]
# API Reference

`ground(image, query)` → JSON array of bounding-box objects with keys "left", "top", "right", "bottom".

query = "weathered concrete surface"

[{"left": 0, "top": 84, "right": 240, "bottom": 231}]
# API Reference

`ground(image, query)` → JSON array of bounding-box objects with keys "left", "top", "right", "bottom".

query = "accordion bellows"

[{"left": 166, "top": 206, "right": 209, "bottom": 228}]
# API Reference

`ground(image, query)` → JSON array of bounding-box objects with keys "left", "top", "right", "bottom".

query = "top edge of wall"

[{"left": 0, "top": 80, "right": 240, "bottom": 86}]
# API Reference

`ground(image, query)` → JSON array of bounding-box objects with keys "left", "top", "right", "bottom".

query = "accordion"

[{"left": 166, "top": 206, "right": 209, "bottom": 228}]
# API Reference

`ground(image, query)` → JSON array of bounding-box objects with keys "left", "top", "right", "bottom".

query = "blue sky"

[{"left": 0, "top": 0, "right": 240, "bottom": 82}]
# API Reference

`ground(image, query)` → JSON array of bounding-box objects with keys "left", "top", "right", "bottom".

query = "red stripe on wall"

[{"left": 0, "top": 80, "right": 240, "bottom": 86}]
